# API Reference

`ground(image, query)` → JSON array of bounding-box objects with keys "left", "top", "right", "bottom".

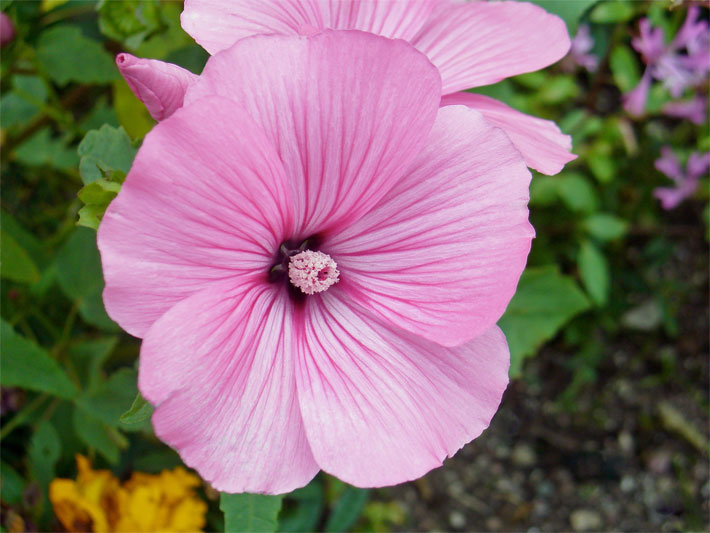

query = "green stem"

[{"left": 0, "top": 394, "right": 47, "bottom": 441}]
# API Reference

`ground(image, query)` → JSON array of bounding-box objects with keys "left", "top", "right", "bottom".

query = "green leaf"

[
  {"left": 55, "top": 228, "right": 118, "bottom": 331},
  {"left": 67, "top": 337, "right": 119, "bottom": 392},
  {"left": 529, "top": 175, "right": 561, "bottom": 207},
  {"left": 77, "top": 178, "right": 122, "bottom": 230},
  {"left": 609, "top": 45, "right": 641, "bottom": 93},
  {"left": 1, "top": 210, "right": 47, "bottom": 269},
  {"left": 583, "top": 213, "right": 629, "bottom": 242},
  {"left": 530, "top": 173, "right": 599, "bottom": 213},
  {"left": 324, "top": 485, "right": 369, "bottom": 532},
  {"left": 1, "top": 461, "right": 25, "bottom": 506},
  {"left": 15, "top": 128, "right": 79, "bottom": 171},
  {"left": 113, "top": 79, "right": 155, "bottom": 140},
  {"left": 528, "top": 0, "right": 599, "bottom": 33},
  {"left": 557, "top": 173, "right": 599, "bottom": 213},
  {"left": 120, "top": 392, "right": 154, "bottom": 425},
  {"left": 74, "top": 368, "right": 138, "bottom": 428},
  {"left": 0, "top": 76, "right": 48, "bottom": 128},
  {"left": 499, "top": 266, "right": 591, "bottom": 377},
  {"left": 221, "top": 493, "right": 284, "bottom": 533},
  {"left": 278, "top": 480, "right": 324, "bottom": 533},
  {"left": 1, "top": 230, "right": 40, "bottom": 283},
  {"left": 536, "top": 75, "right": 580, "bottom": 105},
  {"left": 578, "top": 240, "right": 610, "bottom": 306},
  {"left": 36, "top": 25, "right": 118, "bottom": 86},
  {"left": 590, "top": 0, "right": 634, "bottom": 23},
  {"left": 98, "top": 0, "right": 162, "bottom": 49},
  {"left": 28, "top": 420, "right": 61, "bottom": 491},
  {"left": 0, "top": 319, "right": 78, "bottom": 398},
  {"left": 73, "top": 406, "right": 127, "bottom": 464},
  {"left": 78, "top": 124, "right": 136, "bottom": 185}
]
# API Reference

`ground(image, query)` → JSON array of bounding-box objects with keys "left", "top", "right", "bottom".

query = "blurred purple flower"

[
  {"left": 662, "top": 95, "right": 707, "bottom": 124},
  {"left": 567, "top": 24, "right": 598, "bottom": 72},
  {"left": 624, "top": 6, "right": 710, "bottom": 116},
  {"left": 0, "top": 12, "right": 14, "bottom": 47},
  {"left": 1, "top": 387, "right": 24, "bottom": 415},
  {"left": 654, "top": 146, "right": 710, "bottom": 209}
]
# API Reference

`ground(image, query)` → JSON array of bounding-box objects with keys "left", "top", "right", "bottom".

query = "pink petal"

[
  {"left": 324, "top": 105, "right": 533, "bottom": 347},
  {"left": 411, "top": 1, "right": 570, "bottom": 94},
  {"left": 141, "top": 281, "right": 318, "bottom": 494},
  {"left": 116, "top": 53, "right": 197, "bottom": 121},
  {"left": 623, "top": 70, "right": 652, "bottom": 116},
  {"left": 296, "top": 293, "right": 509, "bottom": 487},
  {"left": 98, "top": 96, "right": 294, "bottom": 337},
  {"left": 441, "top": 92, "right": 576, "bottom": 175},
  {"left": 654, "top": 146, "right": 684, "bottom": 183},
  {"left": 181, "top": 0, "right": 435, "bottom": 55},
  {"left": 185, "top": 30, "right": 441, "bottom": 238},
  {"left": 653, "top": 185, "right": 692, "bottom": 210}
]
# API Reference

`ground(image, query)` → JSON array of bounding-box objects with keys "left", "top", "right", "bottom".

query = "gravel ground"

[{"left": 383, "top": 220, "right": 709, "bottom": 532}]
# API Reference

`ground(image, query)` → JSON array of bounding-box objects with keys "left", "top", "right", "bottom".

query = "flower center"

[{"left": 288, "top": 250, "right": 340, "bottom": 295}]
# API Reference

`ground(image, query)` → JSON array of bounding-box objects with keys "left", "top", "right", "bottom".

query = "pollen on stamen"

[{"left": 288, "top": 250, "right": 340, "bottom": 295}]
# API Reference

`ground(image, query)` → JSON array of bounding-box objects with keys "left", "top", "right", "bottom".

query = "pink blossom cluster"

[
  {"left": 654, "top": 146, "right": 710, "bottom": 209},
  {"left": 624, "top": 5, "right": 710, "bottom": 124},
  {"left": 563, "top": 24, "right": 599, "bottom": 73},
  {"left": 100, "top": 0, "right": 575, "bottom": 494}
]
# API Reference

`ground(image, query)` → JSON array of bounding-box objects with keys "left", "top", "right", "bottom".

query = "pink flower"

[
  {"left": 115, "top": 54, "right": 197, "bottom": 121},
  {"left": 117, "top": 0, "right": 575, "bottom": 175},
  {"left": 564, "top": 24, "right": 599, "bottom": 72},
  {"left": 624, "top": 6, "right": 710, "bottom": 116},
  {"left": 662, "top": 95, "right": 707, "bottom": 125},
  {"left": 654, "top": 146, "right": 710, "bottom": 209},
  {"left": 99, "top": 31, "right": 534, "bottom": 493},
  {"left": 0, "top": 13, "right": 15, "bottom": 47}
]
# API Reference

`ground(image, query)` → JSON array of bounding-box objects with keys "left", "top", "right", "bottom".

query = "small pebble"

[
  {"left": 570, "top": 509, "right": 603, "bottom": 532},
  {"left": 448, "top": 510, "right": 466, "bottom": 529},
  {"left": 620, "top": 475, "right": 636, "bottom": 493},
  {"left": 511, "top": 443, "right": 537, "bottom": 467}
]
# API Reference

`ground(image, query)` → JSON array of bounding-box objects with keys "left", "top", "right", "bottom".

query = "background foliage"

[{"left": 1, "top": 0, "right": 708, "bottom": 531}]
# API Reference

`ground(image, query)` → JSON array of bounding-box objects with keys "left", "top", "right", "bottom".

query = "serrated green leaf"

[
  {"left": 324, "top": 485, "right": 369, "bottom": 533},
  {"left": 77, "top": 178, "right": 122, "bottom": 229},
  {"left": 0, "top": 319, "right": 78, "bottom": 398},
  {"left": 583, "top": 213, "right": 629, "bottom": 241},
  {"left": 77, "top": 205, "right": 105, "bottom": 230},
  {"left": 36, "top": 25, "right": 118, "bottom": 86},
  {"left": 1, "top": 230, "right": 40, "bottom": 283},
  {"left": 120, "top": 392, "right": 153, "bottom": 425},
  {"left": 578, "top": 240, "right": 610, "bottom": 306},
  {"left": 499, "top": 266, "right": 590, "bottom": 377},
  {"left": 78, "top": 124, "right": 137, "bottom": 185},
  {"left": 221, "top": 493, "right": 284, "bottom": 533}
]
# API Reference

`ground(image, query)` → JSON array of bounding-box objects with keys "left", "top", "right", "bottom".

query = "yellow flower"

[
  {"left": 50, "top": 455, "right": 119, "bottom": 532},
  {"left": 50, "top": 456, "right": 207, "bottom": 533}
]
